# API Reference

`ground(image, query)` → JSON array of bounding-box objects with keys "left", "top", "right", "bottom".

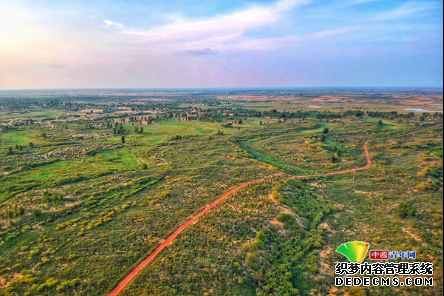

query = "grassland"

[{"left": 0, "top": 90, "right": 442, "bottom": 296}]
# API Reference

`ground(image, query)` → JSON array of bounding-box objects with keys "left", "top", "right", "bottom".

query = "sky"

[{"left": 0, "top": 0, "right": 442, "bottom": 89}]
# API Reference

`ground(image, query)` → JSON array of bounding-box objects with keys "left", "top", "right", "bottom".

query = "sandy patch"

[{"left": 402, "top": 227, "right": 422, "bottom": 242}]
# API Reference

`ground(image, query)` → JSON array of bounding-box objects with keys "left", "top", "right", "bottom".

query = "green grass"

[
  {"left": 0, "top": 130, "right": 49, "bottom": 146},
  {"left": 0, "top": 110, "right": 62, "bottom": 120},
  {"left": 362, "top": 117, "right": 402, "bottom": 130}
]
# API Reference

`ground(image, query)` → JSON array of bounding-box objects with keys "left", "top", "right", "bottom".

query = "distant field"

[{"left": 0, "top": 110, "right": 62, "bottom": 120}]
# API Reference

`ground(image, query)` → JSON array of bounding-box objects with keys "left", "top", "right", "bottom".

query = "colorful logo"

[{"left": 336, "top": 241, "right": 370, "bottom": 263}]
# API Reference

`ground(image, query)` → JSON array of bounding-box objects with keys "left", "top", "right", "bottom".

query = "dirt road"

[{"left": 108, "top": 141, "right": 372, "bottom": 296}]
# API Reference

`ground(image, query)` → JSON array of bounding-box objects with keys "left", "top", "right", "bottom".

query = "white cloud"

[
  {"left": 104, "top": 19, "right": 124, "bottom": 28},
  {"left": 373, "top": 1, "right": 439, "bottom": 21},
  {"left": 121, "top": 0, "right": 308, "bottom": 45},
  {"left": 212, "top": 27, "right": 357, "bottom": 51},
  {"left": 109, "top": 0, "right": 358, "bottom": 53},
  {"left": 347, "top": 0, "right": 383, "bottom": 6},
  {"left": 275, "top": 0, "right": 309, "bottom": 11}
]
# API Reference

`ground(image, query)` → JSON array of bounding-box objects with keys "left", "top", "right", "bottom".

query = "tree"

[
  {"left": 29, "top": 142, "right": 34, "bottom": 148},
  {"left": 246, "top": 252, "right": 259, "bottom": 267},
  {"left": 336, "top": 149, "right": 343, "bottom": 157},
  {"left": 32, "top": 209, "right": 42, "bottom": 218},
  {"left": 395, "top": 203, "right": 416, "bottom": 218},
  {"left": 7, "top": 147, "right": 13, "bottom": 155},
  {"left": 121, "top": 136, "right": 125, "bottom": 144},
  {"left": 322, "top": 127, "right": 329, "bottom": 134}
]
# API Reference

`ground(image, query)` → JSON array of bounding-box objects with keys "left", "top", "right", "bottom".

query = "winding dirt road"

[{"left": 108, "top": 141, "right": 372, "bottom": 296}]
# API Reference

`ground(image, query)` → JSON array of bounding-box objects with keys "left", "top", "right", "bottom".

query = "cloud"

[
  {"left": 121, "top": 0, "right": 308, "bottom": 44},
  {"left": 373, "top": 1, "right": 439, "bottom": 21},
  {"left": 275, "top": 0, "right": 308, "bottom": 11},
  {"left": 107, "top": 0, "right": 360, "bottom": 53},
  {"left": 104, "top": 19, "right": 124, "bottom": 28},
  {"left": 347, "top": 0, "right": 383, "bottom": 6},
  {"left": 219, "top": 27, "right": 357, "bottom": 51},
  {"left": 1, "top": 0, "right": 441, "bottom": 89}
]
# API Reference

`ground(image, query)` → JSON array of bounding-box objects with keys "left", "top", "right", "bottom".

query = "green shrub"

[
  {"left": 245, "top": 252, "right": 259, "bottom": 267},
  {"left": 395, "top": 203, "right": 416, "bottom": 219}
]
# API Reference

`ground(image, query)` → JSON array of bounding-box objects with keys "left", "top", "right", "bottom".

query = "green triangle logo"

[{"left": 336, "top": 241, "right": 370, "bottom": 263}]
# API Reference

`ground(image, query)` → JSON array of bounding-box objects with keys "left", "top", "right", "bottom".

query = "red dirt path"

[{"left": 108, "top": 141, "right": 372, "bottom": 296}]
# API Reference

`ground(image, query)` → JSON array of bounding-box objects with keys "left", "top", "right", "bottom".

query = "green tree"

[
  {"left": 336, "top": 149, "right": 343, "bottom": 157},
  {"left": 246, "top": 252, "right": 259, "bottom": 267},
  {"left": 395, "top": 203, "right": 416, "bottom": 218},
  {"left": 32, "top": 209, "right": 42, "bottom": 218},
  {"left": 121, "top": 136, "right": 125, "bottom": 144}
]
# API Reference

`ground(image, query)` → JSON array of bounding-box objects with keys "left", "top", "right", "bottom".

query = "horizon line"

[{"left": 0, "top": 86, "right": 443, "bottom": 92}]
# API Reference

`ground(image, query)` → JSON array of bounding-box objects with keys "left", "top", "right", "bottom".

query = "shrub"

[
  {"left": 233, "top": 262, "right": 242, "bottom": 270},
  {"left": 241, "top": 243, "right": 256, "bottom": 253},
  {"left": 395, "top": 203, "right": 416, "bottom": 219},
  {"left": 277, "top": 213, "right": 298, "bottom": 229},
  {"left": 415, "top": 179, "right": 440, "bottom": 192},
  {"left": 41, "top": 257, "right": 50, "bottom": 264},
  {"left": 21, "top": 269, "right": 32, "bottom": 275},
  {"left": 245, "top": 252, "right": 259, "bottom": 267},
  {"left": 36, "top": 283, "right": 47, "bottom": 292},
  {"left": 46, "top": 278, "right": 58, "bottom": 288},
  {"left": 349, "top": 287, "right": 366, "bottom": 296},
  {"left": 31, "top": 209, "right": 42, "bottom": 218},
  {"left": 372, "top": 237, "right": 382, "bottom": 244}
]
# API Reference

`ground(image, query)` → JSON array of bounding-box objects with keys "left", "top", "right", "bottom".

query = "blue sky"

[{"left": 0, "top": 0, "right": 442, "bottom": 88}]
